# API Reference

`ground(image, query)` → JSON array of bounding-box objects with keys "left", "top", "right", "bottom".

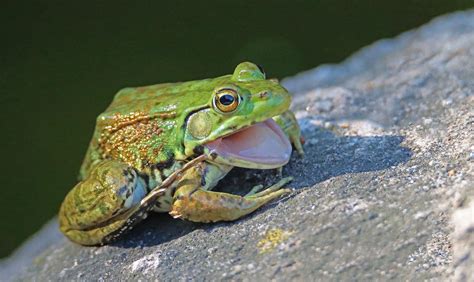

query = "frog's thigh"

[
  {"left": 273, "top": 110, "right": 304, "bottom": 155},
  {"left": 59, "top": 160, "right": 148, "bottom": 245},
  {"left": 169, "top": 176, "right": 291, "bottom": 223}
]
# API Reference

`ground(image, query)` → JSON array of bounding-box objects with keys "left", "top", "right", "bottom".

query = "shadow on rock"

[
  {"left": 284, "top": 126, "right": 412, "bottom": 188},
  {"left": 111, "top": 125, "right": 411, "bottom": 249},
  {"left": 110, "top": 212, "right": 201, "bottom": 249},
  {"left": 222, "top": 125, "right": 412, "bottom": 191}
]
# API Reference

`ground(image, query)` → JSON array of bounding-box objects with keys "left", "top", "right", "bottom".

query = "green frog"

[{"left": 59, "top": 62, "right": 304, "bottom": 245}]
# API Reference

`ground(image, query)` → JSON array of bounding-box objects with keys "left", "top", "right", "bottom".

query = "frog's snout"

[{"left": 251, "top": 88, "right": 291, "bottom": 118}]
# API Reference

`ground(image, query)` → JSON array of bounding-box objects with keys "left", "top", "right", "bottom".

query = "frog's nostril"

[{"left": 259, "top": 91, "right": 270, "bottom": 99}]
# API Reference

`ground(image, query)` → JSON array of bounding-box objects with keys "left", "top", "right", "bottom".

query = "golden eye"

[{"left": 213, "top": 89, "right": 240, "bottom": 113}]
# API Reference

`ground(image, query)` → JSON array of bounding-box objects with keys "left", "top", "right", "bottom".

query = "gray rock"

[
  {"left": 0, "top": 220, "right": 63, "bottom": 280},
  {"left": 452, "top": 199, "right": 474, "bottom": 281},
  {"left": 2, "top": 10, "right": 474, "bottom": 281}
]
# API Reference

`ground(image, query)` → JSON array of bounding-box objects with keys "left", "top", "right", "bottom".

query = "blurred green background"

[{"left": 1, "top": 0, "right": 473, "bottom": 258}]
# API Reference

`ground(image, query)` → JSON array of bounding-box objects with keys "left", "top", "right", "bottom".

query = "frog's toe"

[
  {"left": 292, "top": 134, "right": 305, "bottom": 156},
  {"left": 245, "top": 184, "right": 264, "bottom": 197},
  {"left": 251, "top": 188, "right": 292, "bottom": 202},
  {"left": 245, "top": 176, "right": 293, "bottom": 198}
]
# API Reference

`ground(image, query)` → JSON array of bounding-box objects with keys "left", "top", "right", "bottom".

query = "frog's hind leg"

[
  {"left": 169, "top": 166, "right": 292, "bottom": 223},
  {"left": 58, "top": 160, "right": 149, "bottom": 245}
]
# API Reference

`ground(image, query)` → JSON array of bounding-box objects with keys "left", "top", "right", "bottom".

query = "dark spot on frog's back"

[
  {"left": 151, "top": 156, "right": 175, "bottom": 171},
  {"left": 138, "top": 172, "right": 151, "bottom": 189},
  {"left": 122, "top": 169, "right": 134, "bottom": 182},
  {"left": 142, "top": 159, "right": 152, "bottom": 167}
]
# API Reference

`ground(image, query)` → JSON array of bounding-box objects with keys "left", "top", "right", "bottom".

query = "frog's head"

[{"left": 183, "top": 62, "right": 292, "bottom": 169}]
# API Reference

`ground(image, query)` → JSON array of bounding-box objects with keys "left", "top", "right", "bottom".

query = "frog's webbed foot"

[
  {"left": 58, "top": 160, "right": 148, "bottom": 245},
  {"left": 169, "top": 166, "right": 292, "bottom": 223},
  {"left": 273, "top": 110, "right": 304, "bottom": 156}
]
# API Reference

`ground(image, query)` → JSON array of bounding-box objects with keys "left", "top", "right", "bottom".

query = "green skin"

[{"left": 59, "top": 62, "right": 304, "bottom": 245}]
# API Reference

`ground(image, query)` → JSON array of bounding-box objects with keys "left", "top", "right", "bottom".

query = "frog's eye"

[{"left": 213, "top": 89, "right": 240, "bottom": 114}]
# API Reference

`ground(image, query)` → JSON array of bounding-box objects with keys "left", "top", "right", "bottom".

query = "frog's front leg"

[
  {"left": 59, "top": 160, "right": 148, "bottom": 245},
  {"left": 169, "top": 163, "right": 291, "bottom": 223},
  {"left": 273, "top": 110, "right": 304, "bottom": 155}
]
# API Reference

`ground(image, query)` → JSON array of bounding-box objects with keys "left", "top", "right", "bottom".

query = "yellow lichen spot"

[
  {"left": 257, "top": 228, "right": 293, "bottom": 254},
  {"left": 339, "top": 122, "right": 350, "bottom": 129}
]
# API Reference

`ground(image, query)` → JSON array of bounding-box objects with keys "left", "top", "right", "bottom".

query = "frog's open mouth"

[{"left": 204, "top": 119, "right": 292, "bottom": 168}]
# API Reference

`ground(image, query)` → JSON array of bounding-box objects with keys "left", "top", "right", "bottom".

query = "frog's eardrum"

[{"left": 204, "top": 119, "right": 291, "bottom": 166}]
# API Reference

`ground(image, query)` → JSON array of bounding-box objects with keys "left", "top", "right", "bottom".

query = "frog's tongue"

[{"left": 204, "top": 119, "right": 292, "bottom": 167}]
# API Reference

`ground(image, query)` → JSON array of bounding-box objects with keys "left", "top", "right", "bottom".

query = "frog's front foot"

[
  {"left": 273, "top": 110, "right": 304, "bottom": 156},
  {"left": 58, "top": 160, "right": 148, "bottom": 245},
  {"left": 169, "top": 168, "right": 292, "bottom": 223}
]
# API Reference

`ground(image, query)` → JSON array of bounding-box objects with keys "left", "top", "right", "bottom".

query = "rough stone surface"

[
  {"left": 1, "top": 10, "right": 473, "bottom": 281},
  {"left": 452, "top": 199, "right": 474, "bottom": 281}
]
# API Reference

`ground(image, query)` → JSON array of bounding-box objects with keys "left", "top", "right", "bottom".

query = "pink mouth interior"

[{"left": 204, "top": 119, "right": 292, "bottom": 167}]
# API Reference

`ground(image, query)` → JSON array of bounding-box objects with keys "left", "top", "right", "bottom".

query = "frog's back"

[
  {"left": 107, "top": 77, "right": 226, "bottom": 112},
  {"left": 78, "top": 77, "right": 229, "bottom": 180}
]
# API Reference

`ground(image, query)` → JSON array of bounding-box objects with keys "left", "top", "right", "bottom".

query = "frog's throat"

[{"left": 203, "top": 119, "right": 291, "bottom": 169}]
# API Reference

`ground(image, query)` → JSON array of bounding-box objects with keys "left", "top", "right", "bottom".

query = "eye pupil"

[{"left": 219, "top": 94, "right": 234, "bottom": 105}]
